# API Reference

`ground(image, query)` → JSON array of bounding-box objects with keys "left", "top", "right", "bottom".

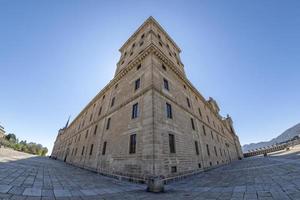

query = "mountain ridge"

[{"left": 242, "top": 123, "right": 300, "bottom": 152}]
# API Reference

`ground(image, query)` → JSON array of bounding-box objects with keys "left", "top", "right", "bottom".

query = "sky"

[{"left": 0, "top": 0, "right": 300, "bottom": 154}]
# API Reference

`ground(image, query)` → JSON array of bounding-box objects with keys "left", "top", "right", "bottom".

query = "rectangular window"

[
  {"left": 102, "top": 142, "right": 107, "bottom": 155},
  {"left": 89, "top": 114, "right": 93, "bottom": 121},
  {"left": 214, "top": 146, "right": 218, "bottom": 156},
  {"left": 129, "top": 134, "right": 136, "bottom": 154},
  {"left": 211, "top": 131, "right": 214, "bottom": 140},
  {"left": 198, "top": 108, "right": 202, "bottom": 117},
  {"left": 206, "top": 144, "right": 210, "bottom": 156},
  {"left": 135, "top": 78, "right": 140, "bottom": 90},
  {"left": 94, "top": 125, "right": 98, "bottom": 135},
  {"left": 169, "top": 134, "right": 176, "bottom": 153},
  {"left": 195, "top": 141, "right": 199, "bottom": 155},
  {"left": 98, "top": 107, "right": 102, "bottom": 116},
  {"left": 202, "top": 125, "right": 206, "bottom": 136},
  {"left": 198, "top": 163, "right": 201, "bottom": 168},
  {"left": 171, "top": 166, "right": 177, "bottom": 173},
  {"left": 111, "top": 97, "right": 115, "bottom": 107},
  {"left": 137, "top": 64, "right": 141, "bottom": 70},
  {"left": 85, "top": 130, "right": 89, "bottom": 138},
  {"left": 191, "top": 118, "right": 195, "bottom": 130},
  {"left": 207, "top": 115, "right": 210, "bottom": 123},
  {"left": 166, "top": 103, "right": 172, "bottom": 119},
  {"left": 132, "top": 103, "right": 139, "bottom": 119},
  {"left": 106, "top": 118, "right": 111, "bottom": 130},
  {"left": 186, "top": 98, "right": 191, "bottom": 108},
  {"left": 81, "top": 146, "right": 85, "bottom": 156},
  {"left": 163, "top": 78, "right": 169, "bottom": 90},
  {"left": 89, "top": 144, "right": 94, "bottom": 155}
]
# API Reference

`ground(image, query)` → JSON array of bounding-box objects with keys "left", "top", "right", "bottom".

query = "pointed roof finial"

[{"left": 65, "top": 115, "right": 71, "bottom": 129}]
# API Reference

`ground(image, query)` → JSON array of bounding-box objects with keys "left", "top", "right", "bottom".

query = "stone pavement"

[{"left": 1, "top": 147, "right": 300, "bottom": 200}]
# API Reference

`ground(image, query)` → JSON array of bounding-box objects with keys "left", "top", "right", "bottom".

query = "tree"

[{"left": 5, "top": 133, "right": 17, "bottom": 143}]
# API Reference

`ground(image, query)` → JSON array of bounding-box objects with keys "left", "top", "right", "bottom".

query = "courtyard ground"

[{"left": 1, "top": 146, "right": 300, "bottom": 200}]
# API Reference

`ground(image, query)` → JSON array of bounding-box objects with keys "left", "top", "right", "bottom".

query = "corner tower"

[{"left": 115, "top": 17, "right": 185, "bottom": 77}]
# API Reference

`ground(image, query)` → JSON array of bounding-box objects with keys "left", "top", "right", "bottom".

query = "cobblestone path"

[{"left": 1, "top": 147, "right": 300, "bottom": 200}]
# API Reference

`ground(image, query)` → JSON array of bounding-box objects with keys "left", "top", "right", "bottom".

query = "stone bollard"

[{"left": 147, "top": 176, "right": 164, "bottom": 193}]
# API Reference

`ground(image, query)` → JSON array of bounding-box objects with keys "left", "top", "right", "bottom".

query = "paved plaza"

[{"left": 1, "top": 147, "right": 300, "bottom": 200}]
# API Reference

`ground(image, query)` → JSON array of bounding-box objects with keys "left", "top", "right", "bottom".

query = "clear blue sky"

[{"left": 0, "top": 0, "right": 299, "bottom": 154}]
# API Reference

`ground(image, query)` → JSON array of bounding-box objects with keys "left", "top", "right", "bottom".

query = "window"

[
  {"left": 130, "top": 52, "right": 133, "bottom": 56},
  {"left": 132, "top": 103, "right": 139, "bottom": 119},
  {"left": 198, "top": 163, "right": 201, "bottom": 168},
  {"left": 206, "top": 144, "right": 210, "bottom": 156},
  {"left": 162, "top": 64, "right": 166, "bottom": 71},
  {"left": 94, "top": 125, "right": 98, "bottom": 135},
  {"left": 169, "top": 134, "right": 176, "bottom": 153},
  {"left": 81, "top": 146, "right": 85, "bottom": 156},
  {"left": 214, "top": 146, "right": 218, "bottom": 156},
  {"left": 211, "top": 131, "right": 214, "bottom": 140},
  {"left": 171, "top": 166, "right": 177, "bottom": 173},
  {"left": 132, "top": 43, "right": 135, "bottom": 48},
  {"left": 103, "top": 95, "right": 105, "bottom": 100},
  {"left": 166, "top": 44, "right": 170, "bottom": 49},
  {"left": 159, "top": 41, "right": 163, "bottom": 47},
  {"left": 111, "top": 97, "right": 115, "bottom": 107},
  {"left": 75, "top": 148, "right": 77, "bottom": 156},
  {"left": 106, "top": 118, "right": 111, "bottom": 130},
  {"left": 202, "top": 125, "right": 206, "bottom": 136},
  {"left": 89, "top": 144, "right": 94, "bottom": 156},
  {"left": 220, "top": 148, "right": 222, "bottom": 156},
  {"left": 141, "top": 33, "right": 145, "bottom": 39},
  {"left": 98, "top": 107, "right": 102, "bottom": 116},
  {"left": 198, "top": 108, "right": 202, "bottom": 117},
  {"left": 137, "top": 64, "right": 141, "bottom": 70},
  {"left": 209, "top": 162, "right": 212, "bottom": 166},
  {"left": 207, "top": 115, "right": 210, "bottom": 123},
  {"left": 158, "top": 34, "right": 161, "bottom": 39},
  {"left": 183, "top": 85, "right": 186, "bottom": 89},
  {"left": 186, "top": 98, "right": 191, "bottom": 108},
  {"left": 163, "top": 78, "right": 169, "bottom": 91},
  {"left": 102, "top": 142, "right": 107, "bottom": 155},
  {"left": 78, "top": 134, "right": 81, "bottom": 142},
  {"left": 85, "top": 130, "right": 88, "bottom": 138},
  {"left": 191, "top": 118, "right": 195, "bottom": 130},
  {"left": 135, "top": 78, "right": 140, "bottom": 90},
  {"left": 139, "top": 41, "right": 144, "bottom": 46},
  {"left": 195, "top": 141, "right": 199, "bottom": 155},
  {"left": 89, "top": 114, "right": 93, "bottom": 122},
  {"left": 166, "top": 103, "right": 173, "bottom": 119},
  {"left": 129, "top": 134, "right": 136, "bottom": 154},
  {"left": 115, "top": 84, "right": 118, "bottom": 89}
]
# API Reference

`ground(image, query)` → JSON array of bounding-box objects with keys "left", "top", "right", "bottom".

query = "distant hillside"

[{"left": 243, "top": 123, "right": 300, "bottom": 152}]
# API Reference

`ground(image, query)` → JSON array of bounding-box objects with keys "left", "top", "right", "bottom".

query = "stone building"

[
  {"left": 0, "top": 125, "right": 5, "bottom": 138},
  {"left": 51, "top": 17, "right": 243, "bottom": 181}
]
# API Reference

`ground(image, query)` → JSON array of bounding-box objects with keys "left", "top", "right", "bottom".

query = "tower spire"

[{"left": 65, "top": 115, "right": 70, "bottom": 129}]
